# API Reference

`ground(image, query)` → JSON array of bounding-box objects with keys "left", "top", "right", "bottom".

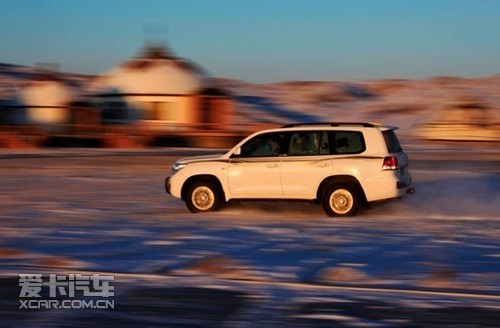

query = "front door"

[{"left": 227, "top": 132, "right": 284, "bottom": 198}]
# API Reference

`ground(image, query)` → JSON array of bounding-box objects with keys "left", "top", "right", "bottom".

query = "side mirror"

[{"left": 232, "top": 147, "right": 241, "bottom": 157}]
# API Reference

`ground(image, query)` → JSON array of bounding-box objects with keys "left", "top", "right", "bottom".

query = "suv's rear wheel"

[
  {"left": 322, "top": 184, "right": 360, "bottom": 217},
  {"left": 185, "top": 180, "right": 223, "bottom": 213}
]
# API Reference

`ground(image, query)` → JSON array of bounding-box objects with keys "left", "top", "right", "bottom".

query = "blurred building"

[
  {"left": 0, "top": 44, "right": 241, "bottom": 147},
  {"left": 92, "top": 45, "right": 234, "bottom": 131},
  {"left": 415, "top": 98, "right": 500, "bottom": 142},
  {"left": 0, "top": 72, "right": 76, "bottom": 128}
]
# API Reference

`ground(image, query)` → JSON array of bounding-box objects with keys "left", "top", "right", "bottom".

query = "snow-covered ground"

[{"left": 0, "top": 148, "right": 498, "bottom": 326}]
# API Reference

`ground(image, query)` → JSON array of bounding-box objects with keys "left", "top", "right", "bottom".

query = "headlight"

[{"left": 172, "top": 162, "right": 186, "bottom": 173}]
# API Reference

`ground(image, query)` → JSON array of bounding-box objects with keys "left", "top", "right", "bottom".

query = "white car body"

[{"left": 166, "top": 123, "right": 413, "bottom": 216}]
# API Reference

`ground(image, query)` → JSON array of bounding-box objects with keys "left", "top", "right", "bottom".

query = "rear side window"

[
  {"left": 383, "top": 130, "right": 402, "bottom": 153},
  {"left": 333, "top": 131, "right": 365, "bottom": 154},
  {"left": 287, "top": 131, "right": 329, "bottom": 156}
]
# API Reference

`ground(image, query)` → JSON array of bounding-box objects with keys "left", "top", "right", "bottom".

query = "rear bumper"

[
  {"left": 365, "top": 169, "right": 412, "bottom": 199},
  {"left": 395, "top": 179, "right": 412, "bottom": 197},
  {"left": 397, "top": 177, "right": 412, "bottom": 190}
]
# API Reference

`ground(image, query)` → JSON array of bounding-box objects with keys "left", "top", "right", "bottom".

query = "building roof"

[{"left": 94, "top": 45, "right": 209, "bottom": 96}]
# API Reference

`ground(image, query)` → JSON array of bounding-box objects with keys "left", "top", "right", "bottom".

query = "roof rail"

[{"left": 281, "top": 122, "right": 379, "bottom": 128}]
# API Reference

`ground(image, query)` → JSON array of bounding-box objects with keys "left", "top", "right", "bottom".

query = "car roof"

[
  {"left": 270, "top": 122, "right": 398, "bottom": 132},
  {"left": 281, "top": 122, "right": 380, "bottom": 128}
]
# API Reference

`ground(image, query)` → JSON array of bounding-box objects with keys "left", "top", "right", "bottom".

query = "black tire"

[
  {"left": 322, "top": 184, "right": 361, "bottom": 217},
  {"left": 185, "top": 180, "right": 223, "bottom": 213}
]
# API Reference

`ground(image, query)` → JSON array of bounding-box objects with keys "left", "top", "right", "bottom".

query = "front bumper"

[{"left": 165, "top": 176, "right": 171, "bottom": 195}]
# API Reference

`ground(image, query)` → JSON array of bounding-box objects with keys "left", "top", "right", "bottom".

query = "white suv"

[{"left": 165, "top": 122, "right": 413, "bottom": 216}]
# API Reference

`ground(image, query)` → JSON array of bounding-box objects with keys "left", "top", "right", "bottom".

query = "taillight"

[{"left": 382, "top": 156, "right": 398, "bottom": 170}]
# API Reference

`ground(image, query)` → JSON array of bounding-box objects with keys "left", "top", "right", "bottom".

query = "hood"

[{"left": 176, "top": 153, "right": 226, "bottom": 164}]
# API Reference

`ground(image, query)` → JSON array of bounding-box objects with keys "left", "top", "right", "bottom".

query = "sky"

[{"left": 1, "top": 0, "right": 500, "bottom": 83}]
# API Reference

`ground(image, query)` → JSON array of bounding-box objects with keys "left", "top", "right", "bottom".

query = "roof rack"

[{"left": 281, "top": 122, "right": 379, "bottom": 128}]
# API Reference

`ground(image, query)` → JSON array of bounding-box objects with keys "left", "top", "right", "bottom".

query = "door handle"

[
  {"left": 316, "top": 162, "right": 331, "bottom": 167},
  {"left": 266, "top": 163, "right": 279, "bottom": 168}
]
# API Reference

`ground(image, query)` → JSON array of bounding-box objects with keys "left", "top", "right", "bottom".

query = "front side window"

[{"left": 240, "top": 133, "right": 284, "bottom": 157}]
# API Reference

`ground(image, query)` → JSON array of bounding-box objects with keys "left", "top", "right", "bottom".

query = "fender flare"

[
  {"left": 181, "top": 175, "right": 226, "bottom": 202},
  {"left": 316, "top": 175, "right": 367, "bottom": 204}
]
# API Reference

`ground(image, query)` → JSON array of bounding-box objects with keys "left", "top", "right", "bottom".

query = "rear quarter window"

[
  {"left": 332, "top": 131, "right": 365, "bottom": 154},
  {"left": 383, "top": 130, "right": 403, "bottom": 153}
]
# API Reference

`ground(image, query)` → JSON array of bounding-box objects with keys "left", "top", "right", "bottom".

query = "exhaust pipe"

[{"left": 407, "top": 187, "right": 415, "bottom": 195}]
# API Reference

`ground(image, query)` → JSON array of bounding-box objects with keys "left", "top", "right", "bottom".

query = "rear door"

[{"left": 280, "top": 131, "right": 332, "bottom": 198}]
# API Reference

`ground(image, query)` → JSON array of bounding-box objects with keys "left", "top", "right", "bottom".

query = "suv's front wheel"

[
  {"left": 322, "top": 184, "right": 361, "bottom": 217},
  {"left": 185, "top": 180, "right": 223, "bottom": 213}
]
